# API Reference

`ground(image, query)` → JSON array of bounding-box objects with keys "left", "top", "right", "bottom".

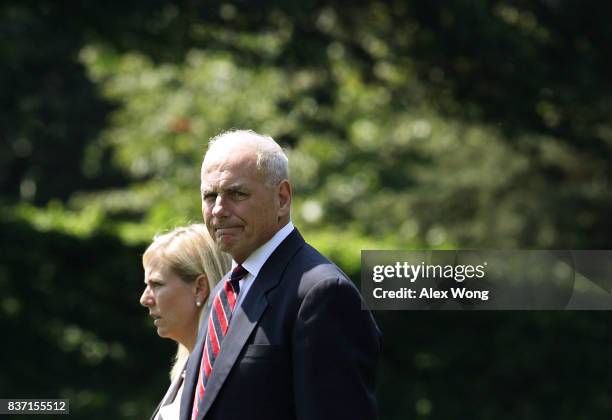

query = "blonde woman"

[{"left": 140, "top": 224, "right": 230, "bottom": 420}]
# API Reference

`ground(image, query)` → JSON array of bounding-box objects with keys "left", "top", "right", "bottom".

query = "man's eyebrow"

[
  {"left": 202, "top": 184, "right": 247, "bottom": 194},
  {"left": 201, "top": 185, "right": 218, "bottom": 194},
  {"left": 226, "top": 184, "right": 247, "bottom": 191}
]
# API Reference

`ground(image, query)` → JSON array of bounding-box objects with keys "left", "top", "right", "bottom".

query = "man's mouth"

[{"left": 215, "top": 227, "right": 240, "bottom": 235}]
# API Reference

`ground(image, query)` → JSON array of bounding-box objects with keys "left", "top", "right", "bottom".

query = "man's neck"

[{"left": 234, "top": 221, "right": 294, "bottom": 275}]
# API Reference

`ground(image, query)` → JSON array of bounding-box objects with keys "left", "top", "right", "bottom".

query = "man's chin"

[
  {"left": 216, "top": 235, "right": 239, "bottom": 250},
  {"left": 217, "top": 239, "right": 234, "bottom": 251},
  {"left": 218, "top": 243, "right": 249, "bottom": 262}
]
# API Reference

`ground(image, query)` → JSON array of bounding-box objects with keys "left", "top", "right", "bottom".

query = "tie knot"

[{"left": 230, "top": 264, "right": 248, "bottom": 283}]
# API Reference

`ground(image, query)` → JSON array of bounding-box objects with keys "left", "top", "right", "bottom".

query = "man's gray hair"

[{"left": 206, "top": 129, "right": 289, "bottom": 187}]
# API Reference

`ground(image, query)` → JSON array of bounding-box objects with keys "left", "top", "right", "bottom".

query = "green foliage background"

[{"left": 2, "top": 1, "right": 612, "bottom": 418}]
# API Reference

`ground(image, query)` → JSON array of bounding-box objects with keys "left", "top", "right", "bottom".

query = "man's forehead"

[
  {"left": 200, "top": 178, "right": 249, "bottom": 192},
  {"left": 204, "top": 149, "right": 256, "bottom": 172},
  {"left": 201, "top": 152, "right": 263, "bottom": 186}
]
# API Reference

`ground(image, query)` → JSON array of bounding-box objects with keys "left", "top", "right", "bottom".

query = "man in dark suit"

[{"left": 180, "top": 129, "right": 382, "bottom": 420}]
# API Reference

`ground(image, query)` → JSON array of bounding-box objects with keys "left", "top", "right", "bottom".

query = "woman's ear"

[{"left": 194, "top": 274, "right": 209, "bottom": 302}]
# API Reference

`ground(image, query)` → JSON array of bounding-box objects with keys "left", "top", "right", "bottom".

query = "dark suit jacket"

[{"left": 180, "top": 228, "right": 382, "bottom": 420}]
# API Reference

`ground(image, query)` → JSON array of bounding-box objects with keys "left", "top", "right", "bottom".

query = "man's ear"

[
  {"left": 277, "top": 180, "right": 292, "bottom": 220},
  {"left": 194, "top": 274, "right": 210, "bottom": 302}
]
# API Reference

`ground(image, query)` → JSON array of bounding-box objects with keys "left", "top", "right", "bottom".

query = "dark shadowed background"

[{"left": 2, "top": 1, "right": 612, "bottom": 418}]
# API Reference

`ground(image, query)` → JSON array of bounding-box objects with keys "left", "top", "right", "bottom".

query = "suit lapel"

[{"left": 196, "top": 229, "right": 305, "bottom": 419}]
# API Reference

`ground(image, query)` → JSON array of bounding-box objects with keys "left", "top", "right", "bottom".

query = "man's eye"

[
  {"left": 231, "top": 191, "right": 248, "bottom": 199},
  {"left": 203, "top": 193, "right": 216, "bottom": 202}
]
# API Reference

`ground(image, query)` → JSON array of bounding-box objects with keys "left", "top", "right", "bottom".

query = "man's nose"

[
  {"left": 140, "top": 287, "right": 154, "bottom": 307},
  {"left": 211, "top": 195, "right": 229, "bottom": 218}
]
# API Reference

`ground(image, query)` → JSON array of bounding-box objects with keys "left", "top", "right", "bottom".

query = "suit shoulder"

[
  {"left": 291, "top": 242, "right": 345, "bottom": 275},
  {"left": 283, "top": 242, "right": 360, "bottom": 298}
]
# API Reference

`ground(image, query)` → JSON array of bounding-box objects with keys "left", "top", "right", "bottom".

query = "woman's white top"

[{"left": 156, "top": 381, "right": 184, "bottom": 420}]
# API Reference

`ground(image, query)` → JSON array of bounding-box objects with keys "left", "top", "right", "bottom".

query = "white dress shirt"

[
  {"left": 156, "top": 381, "right": 183, "bottom": 420},
  {"left": 232, "top": 221, "right": 294, "bottom": 309}
]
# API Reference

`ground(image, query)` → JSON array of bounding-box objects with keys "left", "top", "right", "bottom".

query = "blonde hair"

[{"left": 142, "top": 224, "right": 230, "bottom": 381}]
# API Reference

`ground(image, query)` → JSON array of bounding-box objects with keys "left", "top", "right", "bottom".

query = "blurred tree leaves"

[
  {"left": 0, "top": 218, "right": 169, "bottom": 419},
  {"left": 6, "top": 0, "right": 610, "bottom": 254},
  {"left": 2, "top": 2, "right": 612, "bottom": 418},
  {"left": 4, "top": 0, "right": 611, "bottom": 253}
]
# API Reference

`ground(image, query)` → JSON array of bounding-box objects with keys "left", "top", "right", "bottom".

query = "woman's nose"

[{"left": 140, "top": 287, "right": 154, "bottom": 307}]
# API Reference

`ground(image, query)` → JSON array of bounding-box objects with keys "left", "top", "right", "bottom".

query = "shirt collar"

[{"left": 232, "top": 222, "right": 295, "bottom": 278}]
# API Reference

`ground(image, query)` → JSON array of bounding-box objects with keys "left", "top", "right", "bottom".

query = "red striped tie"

[{"left": 191, "top": 265, "right": 248, "bottom": 419}]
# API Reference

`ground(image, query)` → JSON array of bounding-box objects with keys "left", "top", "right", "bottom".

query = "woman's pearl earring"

[{"left": 196, "top": 301, "right": 202, "bottom": 307}]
